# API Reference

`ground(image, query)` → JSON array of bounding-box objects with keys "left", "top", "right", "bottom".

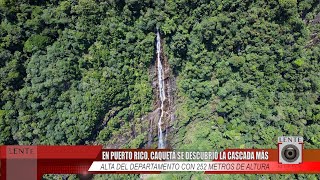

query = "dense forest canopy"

[{"left": 0, "top": 0, "right": 320, "bottom": 179}]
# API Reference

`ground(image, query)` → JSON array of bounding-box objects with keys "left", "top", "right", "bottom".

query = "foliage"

[{"left": 0, "top": 0, "right": 320, "bottom": 179}]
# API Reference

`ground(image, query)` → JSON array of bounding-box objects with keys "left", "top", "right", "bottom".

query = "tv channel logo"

[{"left": 278, "top": 136, "right": 303, "bottom": 164}]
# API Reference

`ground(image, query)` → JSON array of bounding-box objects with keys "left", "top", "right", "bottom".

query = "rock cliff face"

[
  {"left": 146, "top": 33, "right": 176, "bottom": 149},
  {"left": 101, "top": 33, "right": 176, "bottom": 149}
]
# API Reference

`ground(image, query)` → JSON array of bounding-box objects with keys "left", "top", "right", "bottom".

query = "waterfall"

[{"left": 156, "top": 29, "right": 165, "bottom": 149}]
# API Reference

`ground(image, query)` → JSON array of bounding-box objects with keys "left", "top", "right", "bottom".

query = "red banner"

[{"left": 0, "top": 146, "right": 319, "bottom": 180}]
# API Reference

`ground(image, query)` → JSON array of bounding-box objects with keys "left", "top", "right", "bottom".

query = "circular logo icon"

[{"left": 281, "top": 144, "right": 300, "bottom": 162}]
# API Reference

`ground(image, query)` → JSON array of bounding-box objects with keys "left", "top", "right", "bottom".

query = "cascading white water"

[{"left": 156, "top": 29, "right": 165, "bottom": 149}]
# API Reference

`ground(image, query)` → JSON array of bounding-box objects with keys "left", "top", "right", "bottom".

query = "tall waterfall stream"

[{"left": 156, "top": 29, "right": 165, "bottom": 149}]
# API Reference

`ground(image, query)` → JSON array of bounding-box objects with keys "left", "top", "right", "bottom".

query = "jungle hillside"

[{"left": 0, "top": 0, "right": 320, "bottom": 179}]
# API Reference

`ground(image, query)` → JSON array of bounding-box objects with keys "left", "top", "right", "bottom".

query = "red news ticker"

[{"left": 0, "top": 146, "right": 320, "bottom": 180}]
